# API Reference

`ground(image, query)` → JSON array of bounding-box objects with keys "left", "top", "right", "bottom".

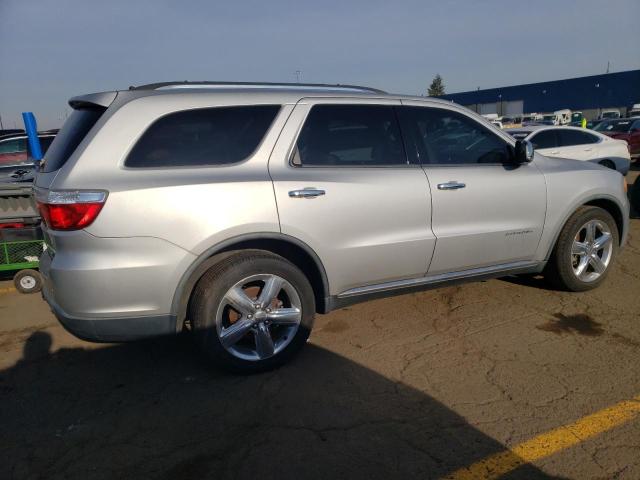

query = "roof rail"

[{"left": 128, "top": 81, "right": 386, "bottom": 94}]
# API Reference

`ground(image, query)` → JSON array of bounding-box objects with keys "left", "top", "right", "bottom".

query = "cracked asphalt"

[{"left": 1, "top": 191, "right": 639, "bottom": 479}]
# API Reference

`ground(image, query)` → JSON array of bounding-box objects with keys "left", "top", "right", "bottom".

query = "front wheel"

[
  {"left": 191, "top": 250, "right": 315, "bottom": 373},
  {"left": 544, "top": 206, "right": 618, "bottom": 291}
]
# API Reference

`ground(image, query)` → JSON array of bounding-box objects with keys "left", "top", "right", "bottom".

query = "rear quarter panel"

[{"left": 49, "top": 95, "right": 294, "bottom": 255}]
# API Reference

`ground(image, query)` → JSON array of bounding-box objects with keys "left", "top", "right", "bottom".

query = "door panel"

[
  {"left": 425, "top": 164, "right": 546, "bottom": 273},
  {"left": 269, "top": 99, "right": 436, "bottom": 294},
  {"left": 400, "top": 101, "right": 546, "bottom": 275}
]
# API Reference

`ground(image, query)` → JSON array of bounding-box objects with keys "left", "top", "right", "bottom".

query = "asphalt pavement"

[{"left": 1, "top": 178, "right": 639, "bottom": 479}]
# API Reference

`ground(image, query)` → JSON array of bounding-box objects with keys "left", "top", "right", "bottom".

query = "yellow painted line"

[
  {"left": 0, "top": 287, "right": 16, "bottom": 295},
  {"left": 444, "top": 395, "right": 640, "bottom": 480}
]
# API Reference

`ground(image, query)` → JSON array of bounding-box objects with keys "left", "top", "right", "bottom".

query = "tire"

[
  {"left": 13, "top": 269, "right": 42, "bottom": 294},
  {"left": 191, "top": 250, "right": 315, "bottom": 373},
  {"left": 544, "top": 206, "right": 618, "bottom": 292},
  {"left": 598, "top": 159, "right": 616, "bottom": 171}
]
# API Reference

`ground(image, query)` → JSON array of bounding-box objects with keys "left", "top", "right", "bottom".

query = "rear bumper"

[
  {"left": 38, "top": 230, "right": 195, "bottom": 342},
  {"left": 42, "top": 273, "right": 177, "bottom": 342}
]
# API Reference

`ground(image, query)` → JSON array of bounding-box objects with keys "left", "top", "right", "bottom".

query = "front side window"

[
  {"left": 126, "top": 105, "right": 280, "bottom": 168},
  {"left": 401, "top": 106, "right": 511, "bottom": 165},
  {"left": 530, "top": 130, "right": 558, "bottom": 149},
  {"left": 292, "top": 105, "right": 407, "bottom": 167},
  {"left": 557, "top": 130, "right": 599, "bottom": 147}
]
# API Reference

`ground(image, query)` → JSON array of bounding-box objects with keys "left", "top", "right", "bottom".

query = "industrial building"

[{"left": 438, "top": 69, "right": 640, "bottom": 120}]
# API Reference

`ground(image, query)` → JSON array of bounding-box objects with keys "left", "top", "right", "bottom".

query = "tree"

[{"left": 427, "top": 74, "right": 445, "bottom": 96}]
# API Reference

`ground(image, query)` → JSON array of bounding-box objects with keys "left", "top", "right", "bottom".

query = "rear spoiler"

[{"left": 68, "top": 91, "right": 118, "bottom": 109}]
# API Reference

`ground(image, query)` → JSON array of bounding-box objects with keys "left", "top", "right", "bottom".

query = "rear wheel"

[
  {"left": 191, "top": 250, "right": 315, "bottom": 373},
  {"left": 544, "top": 206, "right": 618, "bottom": 291}
]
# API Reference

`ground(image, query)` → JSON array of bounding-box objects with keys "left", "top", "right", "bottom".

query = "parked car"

[
  {"left": 0, "top": 132, "right": 56, "bottom": 182},
  {"left": 598, "top": 109, "right": 621, "bottom": 120},
  {"left": 593, "top": 118, "right": 640, "bottom": 160},
  {"left": 571, "top": 112, "right": 584, "bottom": 124},
  {"left": 586, "top": 119, "right": 605, "bottom": 130},
  {"left": 554, "top": 109, "right": 572, "bottom": 125},
  {"left": 628, "top": 103, "right": 640, "bottom": 117},
  {"left": 506, "top": 126, "right": 630, "bottom": 174},
  {"left": 36, "top": 82, "right": 629, "bottom": 372}
]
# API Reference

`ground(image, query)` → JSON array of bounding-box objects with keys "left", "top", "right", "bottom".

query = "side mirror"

[{"left": 514, "top": 139, "right": 534, "bottom": 163}]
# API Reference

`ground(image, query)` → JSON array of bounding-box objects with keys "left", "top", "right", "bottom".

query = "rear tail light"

[{"left": 36, "top": 190, "right": 107, "bottom": 231}]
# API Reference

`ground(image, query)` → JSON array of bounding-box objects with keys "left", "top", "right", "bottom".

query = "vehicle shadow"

[
  {"left": 500, "top": 274, "right": 557, "bottom": 291},
  {"left": 0, "top": 331, "right": 562, "bottom": 480}
]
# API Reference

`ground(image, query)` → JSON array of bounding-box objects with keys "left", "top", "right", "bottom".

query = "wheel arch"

[
  {"left": 171, "top": 233, "right": 330, "bottom": 332},
  {"left": 544, "top": 194, "right": 627, "bottom": 261}
]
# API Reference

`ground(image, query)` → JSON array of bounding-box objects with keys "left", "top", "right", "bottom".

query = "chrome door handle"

[
  {"left": 289, "top": 188, "right": 326, "bottom": 199},
  {"left": 437, "top": 181, "right": 466, "bottom": 190}
]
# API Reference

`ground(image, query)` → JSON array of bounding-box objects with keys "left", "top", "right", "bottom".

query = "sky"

[{"left": 0, "top": 0, "right": 639, "bottom": 129}]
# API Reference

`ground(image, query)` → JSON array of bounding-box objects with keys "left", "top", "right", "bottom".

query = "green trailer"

[{"left": 0, "top": 184, "right": 44, "bottom": 293}]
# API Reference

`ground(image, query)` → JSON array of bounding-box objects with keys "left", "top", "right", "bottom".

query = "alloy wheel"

[
  {"left": 215, "top": 274, "right": 302, "bottom": 361},
  {"left": 571, "top": 219, "right": 613, "bottom": 282}
]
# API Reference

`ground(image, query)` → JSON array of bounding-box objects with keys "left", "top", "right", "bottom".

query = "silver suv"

[{"left": 35, "top": 82, "right": 630, "bottom": 372}]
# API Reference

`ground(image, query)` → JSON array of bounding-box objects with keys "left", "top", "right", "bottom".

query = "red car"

[{"left": 594, "top": 118, "right": 640, "bottom": 160}]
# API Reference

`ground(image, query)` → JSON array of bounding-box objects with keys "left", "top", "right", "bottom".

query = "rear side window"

[
  {"left": 530, "top": 130, "right": 557, "bottom": 149},
  {"left": 557, "top": 130, "right": 599, "bottom": 146},
  {"left": 125, "top": 105, "right": 280, "bottom": 168},
  {"left": 292, "top": 105, "right": 407, "bottom": 167},
  {"left": 42, "top": 108, "right": 105, "bottom": 173}
]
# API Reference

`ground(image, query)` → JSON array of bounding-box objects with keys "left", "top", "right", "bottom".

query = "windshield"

[
  {"left": 594, "top": 120, "right": 631, "bottom": 133},
  {"left": 543, "top": 115, "right": 556, "bottom": 121},
  {"left": 601, "top": 112, "right": 619, "bottom": 119}
]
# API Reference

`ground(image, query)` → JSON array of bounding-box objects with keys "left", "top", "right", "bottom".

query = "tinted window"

[
  {"left": 557, "top": 130, "right": 599, "bottom": 146},
  {"left": 401, "top": 107, "right": 510, "bottom": 165},
  {"left": 126, "top": 105, "right": 280, "bottom": 168},
  {"left": 594, "top": 120, "right": 632, "bottom": 133},
  {"left": 530, "top": 130, "right": 557, "bottom": 149},
  {"left": 42, "top": 108, "right": 105, "bottom": 172},
  {"left": 293, "top": 105, "right": 406, "bottom": 166}
]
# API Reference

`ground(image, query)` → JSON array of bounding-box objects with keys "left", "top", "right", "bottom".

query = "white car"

[{"left": 507, "top": 126, "right": 630, "bottom": 174}]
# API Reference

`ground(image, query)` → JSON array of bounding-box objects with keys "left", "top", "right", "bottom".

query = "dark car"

[
  {"left": 594, "top": 118, "right": 640, "bottom": 160},
  {"left": 0, "top": 132, "right": 56, "bottom": 182}
]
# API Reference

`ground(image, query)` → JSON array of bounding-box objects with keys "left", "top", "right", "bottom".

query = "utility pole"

[
  {"left": 606, "top": 61, "right": 610, "bottom": 74},
  {"left": 0, "top": 113, "right": 3, "bottom": 130},
  {"left": 295, "top": 70, "right": 302, "bottom": 83}
]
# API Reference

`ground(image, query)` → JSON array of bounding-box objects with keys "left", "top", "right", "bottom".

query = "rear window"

[
  {"left": 42, "top": 108, "right": 105, "bottom": 173},
  {"left": 594, "top": 120, "right": 631, "bottom": 133},
  {"left": 125, "top": 105, "right": 280, "bottom": 168}
]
